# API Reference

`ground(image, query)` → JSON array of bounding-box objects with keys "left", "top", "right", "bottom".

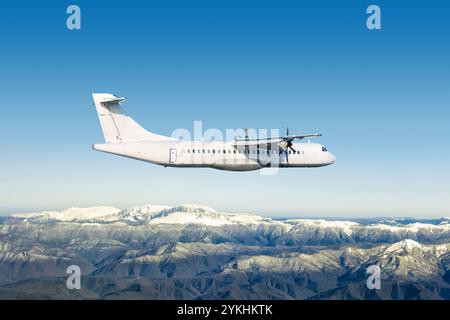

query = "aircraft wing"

[{"left": 232, "top": 134, "right": 321, "bottom": 148}]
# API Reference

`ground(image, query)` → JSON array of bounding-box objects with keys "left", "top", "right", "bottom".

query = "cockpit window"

[{"left": 322, "top": 147, "right": 327, "bottom": 152}]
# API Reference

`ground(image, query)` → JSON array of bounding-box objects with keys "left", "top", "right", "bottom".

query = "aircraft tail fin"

[{"left": 92, "top": 93, "right": 172, "bottom": 143}]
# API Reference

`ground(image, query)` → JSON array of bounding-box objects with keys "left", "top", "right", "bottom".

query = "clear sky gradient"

[{"left": 0, "top": 1, "right": 449, "bottom": 217}]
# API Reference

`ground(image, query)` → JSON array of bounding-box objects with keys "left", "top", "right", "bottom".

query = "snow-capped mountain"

[
  {"left": 11, "top": 204, "right": 270, "bottom": 226},
  {"left": 1, "top": 205, "right": 449, "bottom": 299}
]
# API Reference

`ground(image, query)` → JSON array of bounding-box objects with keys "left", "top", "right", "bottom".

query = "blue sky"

[{"left": 0, "top": 1, "right": 449, "bottom": 217}]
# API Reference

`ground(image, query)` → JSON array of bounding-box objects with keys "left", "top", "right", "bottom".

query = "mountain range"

[{"left": 0, "top": 204, "right": 449, "bottom": 299}]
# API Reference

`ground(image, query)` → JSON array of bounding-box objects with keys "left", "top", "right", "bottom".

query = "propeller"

[
  {"left": 286, "top": 127, "right": 297, "bottom": 153},
  {"left": 280, "top": 127, "right": 297, "bottom": 164}
]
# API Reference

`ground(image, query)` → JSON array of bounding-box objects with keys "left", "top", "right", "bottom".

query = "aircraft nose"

[{"left": 328, "top": 153, "right": 336, "bottom": 164}]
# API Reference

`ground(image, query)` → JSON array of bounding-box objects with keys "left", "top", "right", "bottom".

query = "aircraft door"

[{"left": 169, "top": 148, "right": 177, "bottom": 163}]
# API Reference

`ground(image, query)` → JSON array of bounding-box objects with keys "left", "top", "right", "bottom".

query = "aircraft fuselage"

[{"left": 93, "top": 140, "right": 336, "bottom": 171}]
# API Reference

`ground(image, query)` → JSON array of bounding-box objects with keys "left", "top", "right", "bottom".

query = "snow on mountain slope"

[
  {"left": 148, "top": 206, "right": 271, "bottom": 226},
  {"left": 337, "top": 240, "right": 450, "bottom": 284},
  {"left": 12, "top": 206, "right": 122, "bottom": 223}
]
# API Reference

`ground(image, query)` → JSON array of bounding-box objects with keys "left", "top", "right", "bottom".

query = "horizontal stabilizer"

[{"left": 101, "top": 97, "right": 126, "bottom": 105}]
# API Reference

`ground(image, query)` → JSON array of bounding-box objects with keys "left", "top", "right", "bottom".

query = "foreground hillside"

[{"left": 0, "top": 205, "right": 449, "bottom": 299}]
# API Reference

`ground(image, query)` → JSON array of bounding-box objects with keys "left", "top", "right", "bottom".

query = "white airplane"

[{"left": 92, "top": 93, "right": 336, "bottom": 171}]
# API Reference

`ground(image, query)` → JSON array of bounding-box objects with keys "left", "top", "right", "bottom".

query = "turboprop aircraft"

[{"left": 92, "top": 93, "right": 336, "bottom": 171}]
